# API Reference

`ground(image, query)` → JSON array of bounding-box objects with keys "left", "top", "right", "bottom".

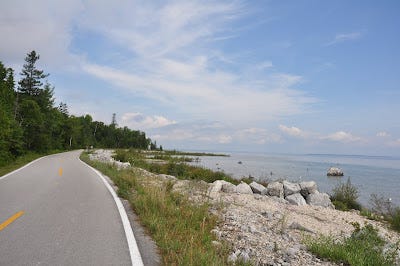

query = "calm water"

[{"left": 191, "top": 152, "right": 400, "bottom": 207}]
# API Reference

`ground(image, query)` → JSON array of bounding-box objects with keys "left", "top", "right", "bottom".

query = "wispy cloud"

[
  {"left": 377, "top": 131, "right": 390, "bottom": 137},
  {"left": 326, "top": 31, "right": 364, "bottom": 46},
  {"left": 121, "top": 112, "right": 176, "bottom": 129},
  {"left": 279, "top": 125, "right": 309, "bottom": 138},
  {"left": 322, "top": 131, "right": 363, "bottom": 143}
]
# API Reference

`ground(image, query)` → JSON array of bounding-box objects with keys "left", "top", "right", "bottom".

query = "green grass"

[
  {"left": 81, "top": 152, "right": 248, "bottom": 265},
  {"left": 0, "top": 150, "right": 63, "bottom": 177},
  {"left": 113, "top": 149, "right": 240, "bottom": 185},
  {"left": 305, "top": 223, "right": 398, "bottom": 266}
]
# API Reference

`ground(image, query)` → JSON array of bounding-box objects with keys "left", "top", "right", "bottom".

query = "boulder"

[
  {"left": 306, "top": 192, "right": 334, "bottom": 208},
  {"left": 236, "top": 182, "right": 253, "bottom": 194},
  {"left": 283, "top": 181, "right": 301, "bottom": 197},
  {"left": 299, "top": 181, "right": 318, "bottom": 197},
  {"left": 249, "top": 181, "right": 267, "bottom": 194},
  {"left": 286, "top": 193, "right": 307, "bottom": 206},
  {"left": 327, "top": 167, "right": 344, "bottom": 176},
  {"left": 159, "top": 174, "right": 177, "bottom": 180},
  {"left": 208, "top": 180, "right": 225, "bottom": 194},
  {"left": 266, "top": 182, "right": 284, "bottom": 198},
  {"left": 221, "top": 181, "right": 237, "bottom": 193}
]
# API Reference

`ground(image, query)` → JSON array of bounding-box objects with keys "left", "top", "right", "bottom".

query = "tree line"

[{"left": 0, "top": 51, "right": 156, "bottom": 166}]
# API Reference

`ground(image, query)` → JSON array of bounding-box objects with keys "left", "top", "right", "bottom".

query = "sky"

[{"left": 1, "top": 0, "right": 400, "bottom": 155}]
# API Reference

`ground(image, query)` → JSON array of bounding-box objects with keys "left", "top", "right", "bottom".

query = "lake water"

[{"left": 191, "top": 152, "right": 400, "bottom": 207}]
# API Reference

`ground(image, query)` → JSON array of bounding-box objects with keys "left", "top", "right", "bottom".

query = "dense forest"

[{"left": 0, "top": 51, "right": 155, "bottom": 166}]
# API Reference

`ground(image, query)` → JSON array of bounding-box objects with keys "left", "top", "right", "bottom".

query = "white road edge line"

[
  {"left": 79, "top": 158, "right": 144, "bottom": 266},
  {"left": 0, "top": 156, "right": 47, "bottom": 181}
]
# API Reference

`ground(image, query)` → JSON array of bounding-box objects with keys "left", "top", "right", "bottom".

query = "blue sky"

[{"left": 1, "top": 0, "right": 400, "bottom": 155}]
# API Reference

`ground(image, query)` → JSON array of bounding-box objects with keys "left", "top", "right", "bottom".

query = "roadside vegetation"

[
  {"left": 305, "top": 222, "right": 399, "bottom": 266},
  {"left": 81, "top": 152, "right": 250, "bottom": 266},
  {"left": 112, "top": 149, "right": 240, "bottom": 184}
]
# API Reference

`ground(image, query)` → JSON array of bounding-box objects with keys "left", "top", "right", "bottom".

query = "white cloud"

[
  {"left": 279, "top": 125, "right": 309, "bottom": 138},
  {"left": 377, "top": 131, "right": 390, "bottom": 137},
  {"left": 256, "top": 61, "right": 273, "bottom": 70},
  {"left": 388, "top": 139, "right": 400, "bottom": 147},
  {"left": 218, "top": 134, "right": 233, "bottom": 144},
  {"left": 0, "top": 0, "right": 83, "bottom": 68},
  {"left": 322, "top": 131, "right": 362, "bottom": 143},
  {"left": 121, "top": 112, "right": 176, "bottom": 129},
  {"left": 326, "top": 31, "right": 364, "bottom": 45}
]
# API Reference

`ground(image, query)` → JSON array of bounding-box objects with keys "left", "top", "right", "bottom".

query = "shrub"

[
  {"left": 330, "top": 177, "right": 362, "bottom": 211},
  {"left": 305, "top": 223, "right": 398, "bottom": 266},
  {"left": 390, "top": 208, "right": 400, "bottom": 232}
]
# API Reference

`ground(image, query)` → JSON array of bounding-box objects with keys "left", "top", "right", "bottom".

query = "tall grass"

[
  {"left": 305, "top": 223, "right": 398, "bottom": 266},
  {"left": 330, "top": 177, "right": 362, "bottom": 211},
  {"left": 81, "top": 153, "right": 238, "bottom": 265}
]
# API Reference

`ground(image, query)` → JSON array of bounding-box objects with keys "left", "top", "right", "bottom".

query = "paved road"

[{"left": 0, "top": 150, "right": 142, "bottom": 265}]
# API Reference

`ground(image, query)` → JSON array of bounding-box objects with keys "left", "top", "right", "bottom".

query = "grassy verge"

[
  {"left": 81, "top": 152, "right": 246, "bottom": 265},
  {"left": 113, "top": 149, "right": 240, "bottom": 185},
  {"left": 305, "top": 223, "right": 399, "bottom": 266},
  {"left": 0, "top": 150, "right": 63, "bottom": 177}
]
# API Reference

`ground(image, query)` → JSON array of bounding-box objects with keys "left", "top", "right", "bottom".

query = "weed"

[
  {"left": 305, "top": 223, "right": 398, "bottom": 266},
  {"left": 330, "top": 177, "right": 362, "bottom": 211}
]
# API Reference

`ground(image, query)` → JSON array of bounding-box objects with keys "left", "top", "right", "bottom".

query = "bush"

[
  {"left": 330, "top": 177, "right": 362, "bottom": 211},
  {"left": 305, "top": 223, "right": 398, "bottom": 266},
  {"left": 390, "top": 208, "right": 400, "bottom": 232}
]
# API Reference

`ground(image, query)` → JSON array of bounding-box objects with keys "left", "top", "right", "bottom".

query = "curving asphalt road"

[{"left": 0, "top": 150, "right": 142, "bottom": 265}]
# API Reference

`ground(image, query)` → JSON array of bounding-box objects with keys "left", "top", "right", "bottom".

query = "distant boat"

[{"left": 238, "top": 161, "right": 243, "bottom": 164}]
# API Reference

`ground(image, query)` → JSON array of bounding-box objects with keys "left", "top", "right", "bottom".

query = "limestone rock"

[
  {"left": 249, "top": 181, "right": 267, "bottom": 194},
  {"left": 327, "top": 167, "right": 344, "bottom": 176},
  {"left": 208, "top": 180, "right": 225, "bottom": 194},
  {"left": 306, "top": 192, "right": 334, "bottom": 208},
  {"left": 299, "top": 181, "right": 317, "bottom": 197},
  {"left": 286, "top": 193, "right": 307, "bottom": 206},
  {"left": 236, "top": 182, "right": 253, "bottom": 194},
  {"left": 221, "top": 181, "right": 237, "bottom": 193},
  {"left": 283, "top": 181, "right": 301, "bottom": 197},
  {"left": 266, "top": 182, "right": 284, "bottom": 198},
  {"left": 159, "top": 174, "right": 177, "bottom": 180}
]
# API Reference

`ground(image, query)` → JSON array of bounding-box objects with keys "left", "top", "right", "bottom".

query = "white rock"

[
  {"left": 249, "top": 181, "right": 267, "bottom": 194},
  {"left": 221, "top": 181, "right": 237, "bottom": 193},
  {"left": 327, "top": 167, "right": 344, "bottom": 176},
  {"left": 208, "top": 180, "right": 225, "bottom": 193},
  {"left": 286, "top": 193, "right": 307, "bottom": 206},
  {"left": 299, "top": 181, "right": 317, "bottom": 197},
  {"left": 283, "top": 181, "right": 301, "bottom": 197},
  {"left": 266, "top": 182, "right": 284, "bottom": 198},
  {"left": 236, "top": 182, "right": 253, "bottom": 194},
  {"left": 159, "top": 174, "right": 177, "bottom": 180},
  {"left": 306, "top": 192, "right": 334, "bottom": 208}
]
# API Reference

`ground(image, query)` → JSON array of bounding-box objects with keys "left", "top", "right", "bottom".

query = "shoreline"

[
  {"left": 190, "top": 152, "right": 400, "bottom": 207},
  {"left": 86, "top": 149, "right": 400, "bottom": 265}
]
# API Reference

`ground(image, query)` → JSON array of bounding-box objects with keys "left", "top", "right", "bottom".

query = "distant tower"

[{"left": 111, "top": 113, "right": 117, "bottom": 127}]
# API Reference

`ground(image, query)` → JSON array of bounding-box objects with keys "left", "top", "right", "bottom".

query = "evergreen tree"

[{"left": 18, "top": 51, "right": 49, "bottom": 97}]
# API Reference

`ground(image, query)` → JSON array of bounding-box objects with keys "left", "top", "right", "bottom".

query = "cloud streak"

[{"left": 326, "top": 31, "right": 364, "bottom": 46}]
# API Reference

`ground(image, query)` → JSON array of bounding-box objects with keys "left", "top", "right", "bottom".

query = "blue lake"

[{"left": 191, "top": 152, "right": 400, "bottom": 207}]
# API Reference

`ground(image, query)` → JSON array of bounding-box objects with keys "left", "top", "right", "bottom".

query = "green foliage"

[
  {"left": 390, "top": 208, "right": 400, "bottom": 232},
  {"left": 113, "top": 149, "right": 239, "bottom": 184},
  {"left": 330, "top": 177, "right": 362, "bottom": 211},
  {"left": 305, "top": 223, "right": 398, "bottom": 266},
  {"left": 0, "top": 52, "right": 154, "bottom": 167}
]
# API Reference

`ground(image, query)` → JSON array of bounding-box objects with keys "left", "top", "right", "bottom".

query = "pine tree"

[{"left": 18, "top": 51, "right": 49, "bottom": 97}]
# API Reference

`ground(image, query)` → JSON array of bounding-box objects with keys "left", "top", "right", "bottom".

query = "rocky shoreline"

[{"left": 88, "top": 150, "right": 400, "bottom": 266}]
